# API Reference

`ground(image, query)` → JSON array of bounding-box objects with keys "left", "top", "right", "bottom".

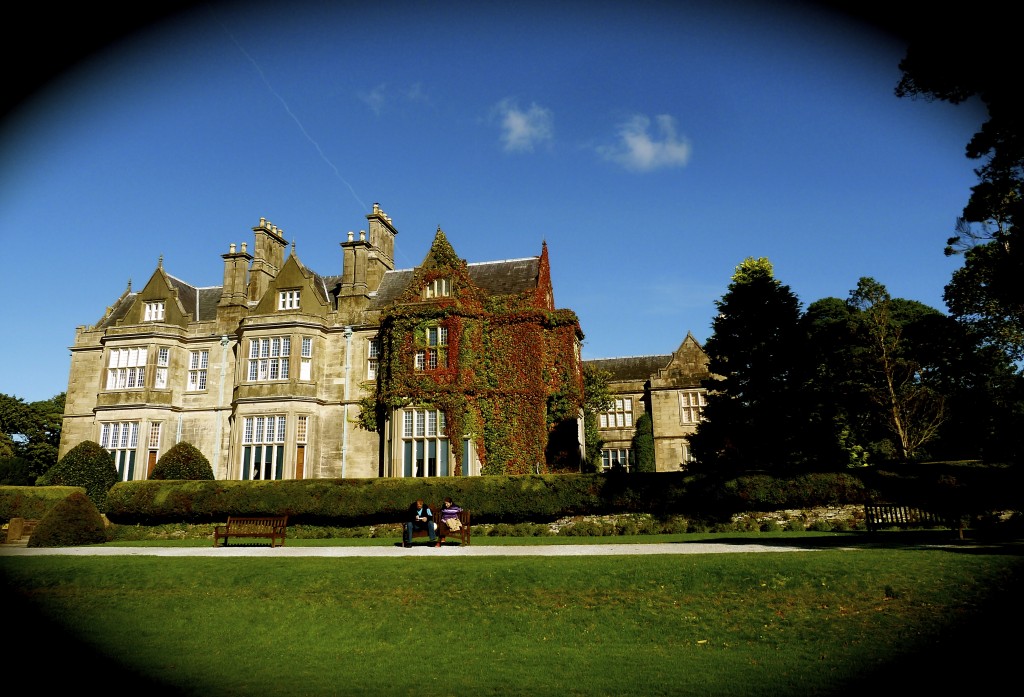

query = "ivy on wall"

[{"left": 356, "top": 230, "right": 584, "bottom": 475}]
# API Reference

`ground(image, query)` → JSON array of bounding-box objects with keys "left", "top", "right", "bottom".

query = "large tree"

[
  {"left": 690, "top": 258, "right": 804, "bottom": 472},
  {"left": 895, "top": 5, "right": 1024, "bottom": 359},
  {"left": 0, "top": 392, "right": 64, "bottom": 483},
  {"left": 846, "top": 279, "right": 947, "bottom": 462}
]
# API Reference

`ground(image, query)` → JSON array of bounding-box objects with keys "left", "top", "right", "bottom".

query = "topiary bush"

[
  {"left": 38, "top": 441, "right": 117, "bottom": 512},
  {"left": 150, "top": 441, "right": 214, "bottom": 480},
  {"left": 27, "top": 491, "right": 108, "bottom": 547}
]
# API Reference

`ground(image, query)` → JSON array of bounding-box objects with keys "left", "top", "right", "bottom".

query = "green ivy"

[{"left": 357, "top": 230, "right": 584, "bottom": 475}]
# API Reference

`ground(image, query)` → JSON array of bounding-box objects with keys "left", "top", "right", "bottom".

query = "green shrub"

[
  {"left": 0, "top": 485, "right": 86, "bottom": 520},
  {"left": 806, "top": 519, "right": 832, "bottom": 532},
  {"left": 151, "top": 441, "right": 214, "bottom": 480},
  {"left": 0, "top": 456, "right": 35, "bottom": 486},
  {"left": 784, "top": 519, "right": 806, "bottom": 532},
  {"left": 760, "top": 519, "right": 782, "bottom": 532},
  {"left": 658, "top": 516, "right": 691, "bottom": 534},
  {"left": 38, "top": 441, "right": 117, "bottom": 511},
  {"left": 27, "top": 491, "right": 108, "bottom": 547}
]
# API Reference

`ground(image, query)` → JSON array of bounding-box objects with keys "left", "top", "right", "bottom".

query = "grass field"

[{"left": 4, "top": 532, "right": 1022, "bottom": 697}]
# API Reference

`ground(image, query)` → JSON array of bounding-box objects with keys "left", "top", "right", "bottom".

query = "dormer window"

[
  {"left": 278, "top": 290, "right": 300, "bottom": 310},
  {"left": 424, "top": 278, "right": 450, "bottom": 299},
  {"left": 144, "top": 301, "right": 165, "bottom": 321}
]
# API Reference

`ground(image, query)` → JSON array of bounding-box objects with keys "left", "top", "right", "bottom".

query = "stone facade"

[
  {"left": 59, "top": 204, "right": 583, "bottom": 481},
  {"left": 585, "top": 333, "right": 712, "bottom": 472}
]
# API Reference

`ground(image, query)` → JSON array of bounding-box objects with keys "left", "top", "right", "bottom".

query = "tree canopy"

[
  {"left": 895, "top": 5, "right": 1024, "bottom": 360},
  {"left": 690, "top": 257, "right": 804, "bottom": 471},
  {"left": 0, "top": 392, "right": 64, "bottom": 484}
]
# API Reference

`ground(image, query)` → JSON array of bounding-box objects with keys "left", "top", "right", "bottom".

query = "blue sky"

[{"left": 0, "top": 0, "right": 985, "bottom": 403}]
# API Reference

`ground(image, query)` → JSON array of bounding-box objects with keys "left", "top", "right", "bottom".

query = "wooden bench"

[
  {"left": 438, "top": 508, "right": 472, "bottom": 545},
  {"left": 213, "top": 515, "right": 288, "bottom": 547},
  {"left": 408, "top": 503, "right": 472, "bottom": 545},
  {"left": 864, "top": 503, "right": 953, "bottom": 533}
]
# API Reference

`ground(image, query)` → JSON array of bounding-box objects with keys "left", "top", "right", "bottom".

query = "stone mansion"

[{"left": 59, "top": 204, "right": 709, "bottom": 481}]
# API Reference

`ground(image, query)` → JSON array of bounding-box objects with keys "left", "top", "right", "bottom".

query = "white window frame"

[
  {"left": 399, "top": 408, "right": 452, "bottom": 477},
  {"left": 144, "top": 301, "right": 165, "bottom": 322},
  {"left": 100, "top": 421, "right": 140, "bottom": 481},
  {"left": 599, "top": 398, "right": 633, "bottom": 429},
  {"left": 415, "top": 326, "right": 447, "bottom": 371},
  {"left": 187, "top": 350, "right": 209, "bottom": 391},
  {"left": 601, "top": 448, "right": 632, "bottom": 472},
  {"left": 154, "top": 347, "right": 169, "bottom": 389},
  {"left": 247, "top": 337, "right": 290, "bottom": 382},
  {"left": 106, "top": 347, "right": 148, "bottom": 390},
  {"left": 679, "top": 390, "right": 706, "bottom": 424},
  {"left": 367, "top": 338, "right": 379, "bottom": 381},
  {"left": 240, "top": 415, "right": 286, "bottom": 480},
  {"left": 424, "top": 277, "right": 450, "bottom": 299},
  {"left": 278, "top": 290, "right": 301, "bottom": 311}
]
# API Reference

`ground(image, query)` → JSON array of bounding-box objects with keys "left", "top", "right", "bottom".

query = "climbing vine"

[{"left": 357, "top": 230, "right": 584, "bottom": 475}]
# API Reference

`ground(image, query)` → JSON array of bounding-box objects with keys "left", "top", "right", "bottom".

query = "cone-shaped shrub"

[
  {"left": 151, "top": 441, "right": 214, "bottom": 480},
  {"left": 38, "top": 440, "right": 117, "bottom": 511},
  {"left": 27, "top": 490, "right": 108, "bottom": 547}
]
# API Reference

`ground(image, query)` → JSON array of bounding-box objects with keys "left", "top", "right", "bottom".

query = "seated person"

[
  {"left": 404, "top": 499, "right": 438, "bottom": 548},
  {"left": 438, "top": 497, "right": 463, "bottom": 543}
]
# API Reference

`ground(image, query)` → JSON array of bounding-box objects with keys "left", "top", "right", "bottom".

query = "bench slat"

[{"left": 214, "top": 516, "right": 288, "bottom": 548}]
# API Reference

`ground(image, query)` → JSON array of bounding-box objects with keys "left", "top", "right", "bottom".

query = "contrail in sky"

[{"left": 217, "top": 18, "right": 366, "bottom": 213}]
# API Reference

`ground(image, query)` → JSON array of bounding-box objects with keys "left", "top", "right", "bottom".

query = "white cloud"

[
  {"left": 358, "top": 83, "right": 429, "bottom": 115},
  {"left": 494, "top": 98, "right": 554, "bottom": 152},
  {"left": 358, "top": 84, "right": 388, "bottom": 115},
  {"left": 598, "top": 114, "right": 692, "bottom": 171}
]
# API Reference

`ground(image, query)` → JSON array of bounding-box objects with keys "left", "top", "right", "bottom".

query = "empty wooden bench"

[
  {"left": 213, "top": 515, "right": 288, "bottom": 547},
  {"left": 408, "top": 503, "right": 472, "bottom": 545},
  {"left": 864, "top": 503, "right": 952, "bottom": 533}
]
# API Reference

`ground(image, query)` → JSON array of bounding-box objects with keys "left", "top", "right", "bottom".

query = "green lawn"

[{"left": 4, "top": 533, "right": 1022, "bottom": 697}]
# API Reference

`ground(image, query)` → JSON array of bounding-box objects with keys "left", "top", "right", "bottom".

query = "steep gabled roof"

[
  {"left": 368, "top": 257, "right": 541, "bottom": 310},
  {"left": 94, "top": 291, "right": 137, "bottom": 329},
  {"left": 166, "top": 274, "right": 222, "bottom": 322}
]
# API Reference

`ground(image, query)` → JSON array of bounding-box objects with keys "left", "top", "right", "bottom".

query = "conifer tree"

[{"left": 690, "top": 258, "right": 803, "bottom": 472}]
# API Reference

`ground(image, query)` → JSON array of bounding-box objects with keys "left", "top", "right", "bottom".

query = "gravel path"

[{"left": 0, "top": 540, "right": 839, "bottom": 557}]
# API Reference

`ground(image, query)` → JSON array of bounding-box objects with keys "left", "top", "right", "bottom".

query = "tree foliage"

[
  {"left": 799, "top": 279, "right": 1023, "bottom": 466},
  {"left": 630, "top": 412, "right": 655, "bottom": 473},
  {"left": 581, "top": 364, "right": 613, "bottom": 473},
  {"left": 690, "top": 257, "right": 804, "bottom": 472},
  {"left": 846, "top": 278, "right": 946, "bottom": 461},
  {"left": 896, "top": 8, "right": 1024, "bottom": 359},
  {"left": 0, "top": 392, "right": 64, "bottom": 482},
  {"left": 151, "top": 441, "right": 215, "bottom": 480},
  {"left": 38, "top": 440, "right": 118, "bottom": 511}
]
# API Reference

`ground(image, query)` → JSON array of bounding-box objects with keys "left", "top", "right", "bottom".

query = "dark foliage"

[
  {"left": 150, "top": 441, "right": 215, "bottom": 480},
  {"left": 27, "top": 490, "right": 108, "bottom": 547},
  {"left": 38, "top": 440, "right": 118, "bottom": 511},
  {"left": 630, "top": 412, "right": 655, "bottom": 472}
]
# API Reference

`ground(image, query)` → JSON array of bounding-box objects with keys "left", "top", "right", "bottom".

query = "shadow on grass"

[{"left": 670, "top": 529, "right": 1024, "bottom": 555}]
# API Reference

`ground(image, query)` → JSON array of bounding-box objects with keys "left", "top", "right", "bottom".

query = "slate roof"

[
  {"left": 368, "top": 257, "right": 540, "bottom": 310},
  {"left": 94, "top": 292, "right": 137, "bottom": 329},
  {"left": 583, "top": 355, "right": 674, "bottom": 382},
  {"left": 167, "top": 275, "right": 224, "bottom": 322},
  {"left": 92, "top": 255, "right": 542, "bottom": 326}
]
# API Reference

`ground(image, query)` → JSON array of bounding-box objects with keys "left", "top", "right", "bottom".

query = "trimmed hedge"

[
  {"left": 27, "top": 490, "right": 108, "bottom": 547},
  {"left": 150, "top": 442, "right": 214, "bottom": 480},
  {"left": 37, "top": 440, "right": 118, "bottom": 511},
  {"left": 106, "top": 472, "right": 861, "bottom": 526},
  {"left": 102, "top": 465, "right": 1022, "bottom": 527},
  {"left": 0, "top": 485, "right": 88, "bottom": 521}
]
